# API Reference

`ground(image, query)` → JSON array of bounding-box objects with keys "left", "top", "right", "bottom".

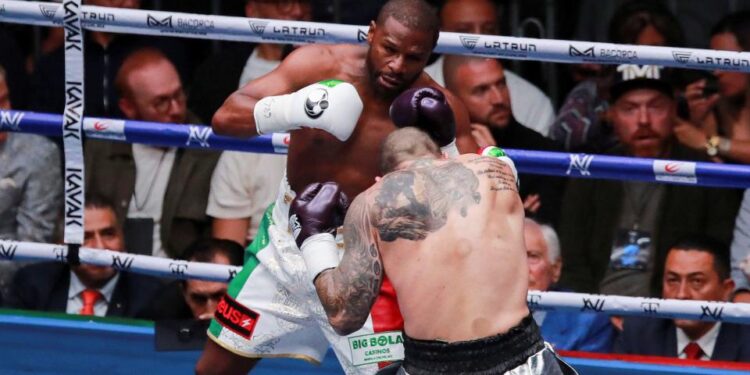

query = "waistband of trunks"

[{"left": 402, "top": 315, "right": 545, "bottom": 374}]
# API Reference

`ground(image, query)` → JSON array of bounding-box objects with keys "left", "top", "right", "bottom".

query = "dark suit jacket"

[
  {"left": 558, "top": 141, "right": 742, "bottom": 294},
  {"left": 5, "top": 262, "right": 162, "bottom": 318},
  {"left": 615, "top": 317, "right": 750, "bottom": 361},
  {"left": 84, "top": 136, "right": 220, "bottom": 259}
]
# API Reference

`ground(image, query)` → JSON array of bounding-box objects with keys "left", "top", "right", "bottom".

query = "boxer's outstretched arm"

[
  {"left": 314, "top": 194, "right": 383, "bottom": 336},
  {"left": 212, "top": 45, "right": 337, "bottom": 137}
]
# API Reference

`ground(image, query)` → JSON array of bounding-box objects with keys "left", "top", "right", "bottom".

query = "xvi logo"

[
  {"left": 39, "top": 4, "right": 59, "bottom": 19},
  {"left": 460, "top": 35, "right": 480, "bottom": 50},
  {"left": 569, "top": 45, "right": 595, "bottom": 57},
  {"left": 0, "top": 241, "right": 18, "bottom": 260},
  {"left": 147, "top": 14, "right": 172, "bottom": 28},
  {"left": 566, "top": 154, "right": 594, "bottom": 176},
  {"left": 700, "top": 305, "right": 724, "bottom": 321},
  {"left": 248, "top": 20, "right": 269, "bottom": 35},
  {"left": 357, "top": 29, "right": 367, "bottom": 43},
  {"left": 672, "top": 51, "right": 692, "bottom": 64},
  {"left": 641, "top": 301, "right": 660, "bottom": 315},
  {"left": 169, "top": 262, "right": 188, "bottom": 276},
  {"left": 581, "top": 297, "right": 605, "bottom": 312},
  {"left": 0, "top": 111, "right": 24, "bottom": 130},
  {"left": 186, "top": 125, "right": 212, "bottom": 148},
  {"left": 111, "top": 254, "right": 135, "bottom": 270}
]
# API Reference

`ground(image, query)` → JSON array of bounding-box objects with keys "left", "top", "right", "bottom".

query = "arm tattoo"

[
  {"left": 469, "top": 157, "right": 518, "bottom": 192},
  {"left": 314, "top": 194, "right": 383, "bottom": 335},
  {"left": 373, "top": 161, "right": 481, "bottom": 242}
]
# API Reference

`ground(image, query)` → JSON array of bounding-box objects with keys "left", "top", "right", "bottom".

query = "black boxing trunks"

[{"left": 378, "top": 315, "right": 577, "bottom": 375}]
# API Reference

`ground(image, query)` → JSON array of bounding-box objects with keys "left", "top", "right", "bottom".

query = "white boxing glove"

[
  {"left": 253, "top": 80, "right": 364, "bottom": 141},
  {"left": 480, "top": 146, "right": 519, "bottom": 189}
]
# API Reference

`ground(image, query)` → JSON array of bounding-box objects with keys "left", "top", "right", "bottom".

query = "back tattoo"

[{"left": 373, "top": 160, "right": 481, "bottom": 242}]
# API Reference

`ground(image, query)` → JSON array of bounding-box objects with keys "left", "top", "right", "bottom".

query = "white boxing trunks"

[{"left": 208, "top": 173, "right": 405, "bottom": 374}]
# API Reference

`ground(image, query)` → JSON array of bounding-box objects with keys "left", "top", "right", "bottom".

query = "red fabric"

[
  {"left": 370, "top": 275, "right": 404, "bottom": 369},
  {"left": 79, "top": 289, "right": 101, "bottom": 316},
  {"left": 684, "top": 342, "right": 703, "bottom": 360}
]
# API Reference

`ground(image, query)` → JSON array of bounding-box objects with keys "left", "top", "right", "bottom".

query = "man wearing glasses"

[{"left": 84, "top": 48, "right": 220, "bottom": 260}]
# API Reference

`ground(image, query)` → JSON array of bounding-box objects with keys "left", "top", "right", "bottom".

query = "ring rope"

[
  {"left": 3, "top": 109, "right": 750, "bottom": 189},
  {"left": 1, "top": 1, "right": 750, "bottom": 72},
  {"left": 1, "top": 238, "right": 748, "bottom": 324}
]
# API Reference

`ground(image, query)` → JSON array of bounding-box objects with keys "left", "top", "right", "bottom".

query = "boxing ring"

[{"left": 3, "top": 0, "right": 750, "bottom": 373}]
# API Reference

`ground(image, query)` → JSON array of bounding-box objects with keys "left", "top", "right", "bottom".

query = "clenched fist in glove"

[
  {"left": 289, "top": 182, "right": 349, "bottom": 283},
  {"left": 389, "top": 87, "right": 459, "bottom": 157}
]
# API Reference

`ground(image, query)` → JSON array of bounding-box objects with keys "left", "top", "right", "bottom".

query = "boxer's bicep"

[{"left": 315, "top": 195, "right": 382, "bottom": 336}]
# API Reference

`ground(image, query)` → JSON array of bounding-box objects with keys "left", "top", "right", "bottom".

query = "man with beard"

[
  {"left": 558, "top": 64, "right": 741, "bottom": 298},
  {"left": 196, "top": 0, "right": 476, "bottom": 373}
]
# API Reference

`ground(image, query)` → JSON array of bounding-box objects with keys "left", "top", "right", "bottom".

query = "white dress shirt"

[
  {"left": 676, "top": 322, "right": 722, "bottom": 360},
  {"left": 66, "top": 271, "right": 120, "bottom": 317}
]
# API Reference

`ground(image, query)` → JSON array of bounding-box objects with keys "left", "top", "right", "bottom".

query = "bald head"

[
  {"left": 376, "top": 0, "right": 441, "bottom": 46},
  {"left": 115, "top": 48, "right": 175, "bottom": 99},
  {"left": 381, "top": 127, "right": 441, "bottom": 173}
]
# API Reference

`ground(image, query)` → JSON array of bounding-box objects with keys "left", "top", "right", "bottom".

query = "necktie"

[
  {"left": 684, "top": 342, "right": 704, "bottom": 360},
  {"left": 80, "top": 289, "right": 101, "bottom": 316}
]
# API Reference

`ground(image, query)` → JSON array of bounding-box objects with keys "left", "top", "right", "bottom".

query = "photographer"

[{"left": 676, "top": 12, "right": 750, "bottom": 164}]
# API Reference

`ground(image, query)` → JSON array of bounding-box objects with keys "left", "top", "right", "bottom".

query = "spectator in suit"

[
  {"left": 525, "top": 218, "right": 616, "bottom": 352},
  {"left": 6, "top": 195, "right": 162, "bottom": 318},
  {"left": 0, "top": 64, "right": 62, "bottom": 303},
  {"left": 140, "top": 238, "right": 244, "bottom": 320},
  {"left": 443, "top": 56, "right": 564, "bottom": 225},
  {"left": 85, "top": 48, "right": 220, "bottom": 259},
  {"left": 192, "top": 1, "right": 312, "bottom": 246},
  {"left": 615, "top": 236, "right": 750, "bottom": 361},
  {"left": 558, "top": 64, "right": 742, "bottom": 297},
  {"left": 423, "top": 0, "right": 556, "bottom": 137}
]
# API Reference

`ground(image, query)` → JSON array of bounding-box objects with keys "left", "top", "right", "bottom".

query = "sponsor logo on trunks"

[
  {"left": 304, "top": 89, "right": 329, "bottom": 119},
  {"left": 527, "top": 294, "right": 542, "bottom": 309},
  {"left": 186, "top": 125, "right": 212, "bottom": 148},
  {"left": 0, "top": 110, "right": 24, "bottom": 131},
  {"left": 215, "top": 294, "right": 260, "bottom": 339},
  {"left": 700, "top": 305, "right": 724, "bottom": 321},
  {"left": 39, "top": 4, "right": 59, "bottom": 19},
  {"left": 566, "top": 154, "right": 594, "bottom": 176},
  {"left": 147, "top": 14, "right": 215, "bottom": 36},
  {"left": 248, "top": 20, "right": 269, "bottom": 35},
  {"left": 569, "top": 45, "right": 594, "bottom": 57},
  {"left": 357, "top": 29, "right": 368, "bottom": 42},
  {"left": 672, "top": 51, "right": 692, "bottom": 64},
  {"left": 653, "top": 160, "right": 697, "bottom": 184},
  {"left": 481, "top": 39, "right": 536, "bottom": 58},
  {"left": 169, "top": 262, "right": 188, "bottom": 276},
  {"left": 63, "top": 1, "right": 83, "bottom": 51},
  {"left": 0, "top": 241, "right": 18, "bottom": 260},
  {"left": 111, "top": 254, "right": 135, "bottom": 270},
  {"left": 348, "top": 331, "right": 405, "bottom": 365},
  {"left": 581, "top": 297, "right": 605, "bottom": 312},
  {"left": 460, "top": 35, "right": 480, "bottom": 50},
  {"left": 641, "top": 301, "right": 660, "bottom": 315},
  {"left": 53, "top": 246, "right": 67, "bottom": 262},
  {"left": 64, "top": 167, "right": 84, "bottom": 229}
]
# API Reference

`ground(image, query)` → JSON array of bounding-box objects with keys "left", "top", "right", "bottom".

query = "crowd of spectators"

[{"left": 1, "top": 0, "right": 750, "bottom": 364}]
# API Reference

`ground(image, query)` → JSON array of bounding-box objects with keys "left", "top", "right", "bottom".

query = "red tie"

[
  {"left": 80, "top": 289, "right": 101, "bottom": 316},
  {"left": 684, "top": 342, "right": 704, "bottom": 360}
]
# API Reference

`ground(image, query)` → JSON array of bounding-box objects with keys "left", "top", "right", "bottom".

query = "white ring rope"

[
  {"left": 2, "top": 238, "right": 749, "bottom": 324},
  {"left": 1, "top": 0, "right": 749, "bottom": 72}
]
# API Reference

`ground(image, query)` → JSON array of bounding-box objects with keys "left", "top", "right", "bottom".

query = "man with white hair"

[{"left": 525, "top": 218, "right": 615, "bottom": 352}]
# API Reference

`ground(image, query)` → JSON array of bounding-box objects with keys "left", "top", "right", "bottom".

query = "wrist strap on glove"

[
  {"left": 441, "top": 139, "right": 460, "bottom": 159},
  {"left": 300, "top": 233, "right": 340, "bottom": 283}
]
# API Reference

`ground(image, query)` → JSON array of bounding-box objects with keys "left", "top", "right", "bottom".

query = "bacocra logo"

[
  {"left": 569, "top": 45, "right": 595, "bottom": 57},
  {"left": 147, "top": 14, "right": 172, "bottom": 28},
  {"left": 249, "top": 20, "right": 269, "bottom": 35},
  {"left": 0, "top": 111, "right": 24, "bottom": 131},
  {"left": 186, "top": 125, "right": 212, "bottom": 148},
  {"left": 460, "top": 35, "right": 480, "bottom": 50}
]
